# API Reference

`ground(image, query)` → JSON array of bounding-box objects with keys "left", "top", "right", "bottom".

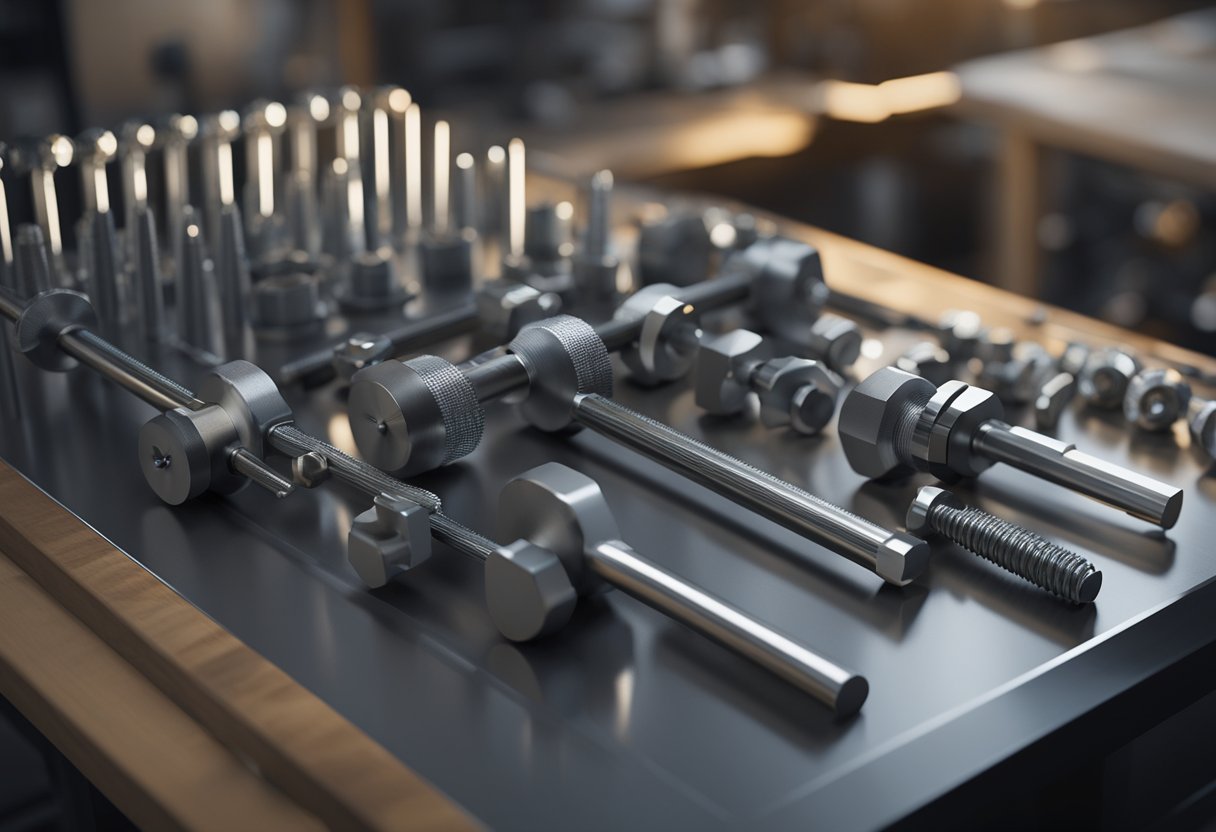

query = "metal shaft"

[
  {"left": 973, "top": 421, "right": 1183, "bottom": 528},
  {"left": 573, "top": 393, "right": 925, "bottom": 582},
  {"left": 588, "top": 539, "right": 866, "bottom": 714}
]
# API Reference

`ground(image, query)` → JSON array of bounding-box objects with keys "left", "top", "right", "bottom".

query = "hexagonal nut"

[
  {"left": 347, "top": 495, "right": 432, "bottom": 588},
  {"left": 636, "top": 212, "right": 713, "bottom": 287},
  {"left": 838, "top": 367, "right": 936, "bottom": 480},
  {"left": 735, "top": 237, "right": 829, "bottom": 342},
  {"left": 975, "top": 327, "right": 1015, "bottom": 365},
  {"left": 333, "top": 333, "right": 394, "bottom": 382},
  {"left": 620, "top": 294, "right": 701, "bottom": 386},
  {"left": 807, "top": 314, "right": 862, "bottom": 372},
  {"left": 1124, "top": 368, "right": 1191, "bottom": 431},
  {"left": 484, "top": 539, "right": 579, "bottom": 642},
  {"left": 1189, "top": 399, "right": 1216, "bottom": 459},
  {"left": 896, "top": 341, "right": 952, "bottom": 387},
  {"left": 1079, "top": 348, "right": 1140, "bottom": 409},
  {"left": 753, "top": 357, "right": 843, "bottom": 435},
  {"left": 477, "top": 281, "right": 562, "bottom": 341},
  {"left": 936, "top": 310, "right": 983, "bottom": 360},
  {"left": 904, "top": 485, "right": 961, "bottom": 535},
  {"left": 930, "top": 383, "right": 1003, "bottom": 480},
  {"left": 693, "top": 329, "right": 769, "bottom": 414}
]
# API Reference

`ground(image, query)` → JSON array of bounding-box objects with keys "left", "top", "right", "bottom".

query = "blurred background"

[{"left": 0, "top": 0, "right": 1213, "bottom": 354}]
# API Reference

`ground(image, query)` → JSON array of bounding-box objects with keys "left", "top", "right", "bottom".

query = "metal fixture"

[{"left": 1123, "top": 368, "right": 1191, "bottom": 432}]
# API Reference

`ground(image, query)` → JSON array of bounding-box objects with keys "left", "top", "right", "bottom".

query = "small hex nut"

[
  {"left": 896, "top": 342, "right": 952, "bottom": 387},
  {"left": 735, "top": 237, "right": 829, "bottom": 342},
  {"left": 636, "top": 212, "right": 713, "bottom": 287},
  {"left": 1123, "top": 368, "right": 1191, "bottom": 432},
  {"left": 333, "top": 332, "right": 395, "bottom": 382},
  {"left": 807, "top": 314, "right": 862, "bottom": 373},
  {"left": 753, "top": 357, "right": 843, "bottom": 435},
  {"left": 347, "top": 495, "right": 432, "bottom": 588},
  {"left": 839, "top": 368, "right": 936, "bottom": 480},
  {"left": 1079, "top": 348, "right": 1140, "bottom": 409},
  {"left": 484, "top": 539, "right": 579, "bottom": 642},
  {"left": 904, "top": 485, "right": 961, "bottom": 535},
  {"left": 477, "top": 281, "right": 562, "bottom": 341},
  {"left": 693, "top": 329, "right": 769, "bottom": 414}
]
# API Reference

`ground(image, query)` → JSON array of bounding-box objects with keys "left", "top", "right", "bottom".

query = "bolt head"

[
  {"left": 477, "top": 280, "right": 562, "bottom": 341},
  {"left": 333, "top": 333, "right": 394, "bottom": 381},
  {"left": 736, "top": 237, "right": 829, "bottom": 342},
  {"left": 875, "top": 532, "right": 932, "bottom": 586},
  {"left": 936, "top": 310, "right": 984, "bottom": 360},
  {"left": 905, "top": 485, "right": 961, "bottom": 535},
  {"left": 693, "top": 329, "right": 768, "bottom": 414},
  {"left": 839, "top": 367, "right": 936, "bottom": 480},
  {"left": 484, "top": 539, "right": 579, "bottom": 642},
  {"left": 636, "top": 211, "right": 713, "bottom": 287}
]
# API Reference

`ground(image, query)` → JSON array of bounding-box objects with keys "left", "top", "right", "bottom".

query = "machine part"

[
  {"left": 694, "top": 329, "right": 842, "bottom": 435},
  {"left": 492, "top": 463, "right": 868, "bottom": 715},
  {"left": 522, "top": 202, "right": 572, "bottom": 270},
  {"left": 727, "top": 236, "right": 829, "bottom": 343},
  {"left": 1058, "top": 341, "right": 1091, "bottom": 377},
  {"left": 476, "top": 281, "right": 561, "bottom": 342},
  {"left": 347, "top": 494, "right": 433, "bottom": 588},
  {"left": 839, "top": 367, "right": 1183, "bottom": 528},
  {"left": 130, "top": 206, "right": 165, "bottom": 344},
  {"left": 320, "top": 160, "right": 364, "bottom": 266},
  {"left": 14, "top": 289, "right": 98, "bottom": 372},
  {"left": 1123, "top": 368, "right": 1191, "bottom": 432},
  {"left": 138, "top": 404, "right": 245, "bottom": 504},
  {"left": 350, "top": 315, "right": 928, "bottom": 586},
  {"left": 804, "top": 314, "right": 862, "bottom": 373},
  {"left": 163, "top": 114, "right": 197, "bottom": 273},
  {"left": 291, "top": 451, "right": 330, "bottom": 488},
  {"left": 215, "top": 204, "right": 253, "bottom": 347},
  {"left": 1188, "top": 399, "right": 1216, "bottom": 460},
  {"left": 636, "top": 211, "right": 713, "bottom": 287},
  {"left": 977, "top": 342, "right": 1055, "bottom": 406},
  {"left": 75, "top": 129, "right": 117, "bottom": 216},
  {"left": 119, "top": 121, "right": 155, "bottom": 269},
  {"left": 176, "top": 212, "right": 221, "bottom": 354},
  {"left": 195, "top": 360, "right": 293, "bottom": 459},
  {"left": 252, "top": 273, "right": 326, "bottom": 341},
  {"left": 419, "top": 229, "right": 476, "bottom": 296},
  {"left": 613, "top": 286, "right": 701, "bottom": 386},
  {"left": 12, "top": 136, "right": 70, "bottom": 282},
  {"left": 336, "top": 249, "right": 410, "bottom": 313},
  {"left": 14, "top": 225, "right": 52, "bottom": 298},
  {"left": 572, "top": 170, "right": 619, "bottom": 300},
  {"left": 1079, "top": 348, "right": 1141, "bottom": 410},
  {"left": 1034, "top": 372, "right": 1077, "bottom": 432},
  {"left": 452, "top": 152, "right": 477, "bottom": 233},
  {"left": 81, "top": 209, "right": 123, "bottom": 340},
  {"left": 283, "top": 170, "right": 321, "bottom": 259},
  {"left": 975, "top": 327, "right": 1015, "bottom": 366},
  {"left": 333, "top": 333, "right": 395, "bottom": 382},
  {"left": 896, "top": 342, "right": 952, "bottom": 387},
  {"left": 369, "top": 86, "right": 410, "bottom": 247},
  {"left": 936, "top": 310, "right": 984, "bottom": 362},
  {"left": 906, "top": 486, "right": 1101, "bottom": 604}
]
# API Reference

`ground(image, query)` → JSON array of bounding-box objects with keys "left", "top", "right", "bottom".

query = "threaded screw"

[{"left": 906, "top": 486, "right": 1102, "bottom": 604}]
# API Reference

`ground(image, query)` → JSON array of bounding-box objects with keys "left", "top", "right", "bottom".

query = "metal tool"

[
  {"left": 839, "top": 367, "right": 1184, "bottom": 528},
  {"left": 419, "top": 120, "right": 476, "bottom": 295},
  {"left": 490, "top": 463, "right": 868, "bottom": 714},
  {"left": 334, "top": 86, "right": 366, "bottom": 249},
  {"left": 572, "top": 170, "right": 619, "bottom": 301},
  {"left": 199, "top": 111, "right": 241, "bottom": 246},
  {"left": 1124, "top": 368, "right": 1191, "bottom": 432},
  {"left": 906, "top": 486, "right": 1101, "bottom": 604},
  {"left": 694, "top": 328, "right": 843, "bottom": 435},
  {"left": 349, "top": 314, "right": 928, "bottom": 586},
  {"left": 320, "top": 158, "right": 365, "bottom": 265}
]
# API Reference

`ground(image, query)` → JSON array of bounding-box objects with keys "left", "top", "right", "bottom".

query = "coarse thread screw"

[{"left": 907, "top": 486, "right": 1102, "bottom": 604}]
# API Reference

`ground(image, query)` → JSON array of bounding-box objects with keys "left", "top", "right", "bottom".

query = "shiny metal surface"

[
  {"left": 974, "top": 422, "right": 1184, "bottom": 528},
  {"left": 588, "top": 539, "right": 867, "bottom": 715}
]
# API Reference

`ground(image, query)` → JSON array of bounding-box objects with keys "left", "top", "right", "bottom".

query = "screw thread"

[
  {"left": 928, "top": 502, "right": 1099, "bottom": 603},
  {"left": 891, "top": 390, "right": 931, "bottom": 469}
]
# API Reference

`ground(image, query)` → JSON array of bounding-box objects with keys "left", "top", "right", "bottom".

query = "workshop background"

[{"left": 0, "top": 0, "right": 1213, "bottom": 828}]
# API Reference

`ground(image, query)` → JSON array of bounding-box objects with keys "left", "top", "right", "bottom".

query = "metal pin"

[
  {"left": 404, "top": 102, "right": 422, "bottom": 236},
  {"left": 164, "top": 114, "right": 197, "bottom": 276},
  {"left": 131, "top": 205, "right": 165, "bottom": 343},
  {"left": 335, "top": 87, "right": 365, "bottom": 246},
  {"left": 484, "top": 145, "right": 506, "bottom": 240},
  {"left": 453, "top": 152, "right": 476, "bottom": 232},
  {"left": 321, "top": 158, "right": 363, "bottom": 264},
  {"left": 215, "top": 203, "right": 252, "bottom": 351},
  {"left": 506, "top": 138, "right": 525, "bottom": 258},
  {"left": 432, "top": 120, "right": 450, "bottom": 235},
  {"left": 83, "top": 208, "right": 122, "bottom": 340},
  {"left": 120, "top": 122, "right": 155, "bottom": 260},
  {"left": 201, "top": 111, "right": 240, "bottom": 246},
  {"left": 76, "top": 129, "right": 118, "bottom": 216},
  {"left": 14, "top": 224, "right": 52, "bottom": 298},
  {"left": 371, "top": 86, "right": 410, "bottom": 247}
]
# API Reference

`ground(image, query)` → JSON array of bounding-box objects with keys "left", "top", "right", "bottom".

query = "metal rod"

[
  {"left": 588, "top": 539, "right": 866, "bottom": 714},
  {"left": 973, "top": 421, "right": 1184, "bottom": 528},
  {"left": 573, "top": 393, "right": 927, "bottom": 584},
  {"left": 229, "top": 447, "right": 294, "bottom": 498}
]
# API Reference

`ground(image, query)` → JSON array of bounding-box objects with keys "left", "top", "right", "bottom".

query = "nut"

[
  {"left": 1124, "top": 368, "right": 1191, "bottom": 431},
  {"left": 839, "top": 367, "right": 936, "bottom": 480},
  {"left": 1188, "top": 399, "right": 1216, "bottom": 458},
  {"left": 347, "top": 495, "right": 432, "bottom": 588},
  {"left": 806, "top": 314, "right": 862, "bottom": 372},
  {"left": 477, "top": 280, "right": 562, "bottom": 342},
  {"left": 1079, "top": 348, "right": 1140, "bottom": 409},
  {"left": 332, "top": 332, "right": 394, "bottom": 382},
  {"left": 752, "top": 357, "right": 842, "bottom": 435},
  {"left": 693, "top": 329, "right": 769, "bottom": 414},
  {"left": 896, "top": 341, "right": 952, "bottom": 387},
  {"left": 484, "top": 540, "right": 578, "bottom": 642},
  {"left": 636, "top": 211, "right": 713, "bottom": 287},
  {"left": 936, "top": 310, "right": 983, "bottom": 360},
  {"left": 733, "top": 236, "right": 828, "bottom": 342}
]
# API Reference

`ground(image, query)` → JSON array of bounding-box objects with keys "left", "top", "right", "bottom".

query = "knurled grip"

[
  {"left": 406, "top": 354, "right": 485, "bottom": 464},
  {"left": 508, "top": 315, "right": 613, "bottom": 432}
]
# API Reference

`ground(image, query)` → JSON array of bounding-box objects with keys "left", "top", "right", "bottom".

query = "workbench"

[{"left": 1, "top": 193, "right": 1214, "bottom": 830}]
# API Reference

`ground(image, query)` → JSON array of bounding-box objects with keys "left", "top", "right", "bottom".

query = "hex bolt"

[
  {"left": 1034, "top": 371, "right": 1076, "bottom": 432},
  {"left": 490, "top": 463, "right": 868, "bottom": 715},
  {"left": 350, "top": 315, "right": 928, "bottom": 586},
  {"left": 896, "top": 341, "right": 952, "bottom": 386},
  {"left": 694, "top": 328, "right": 842, "bottom": 435},
  {"left": 1123, "top": 368, "right": 1191, "bottom": 432},
  {"left": 1189, "top": 398, "right": 1216, "bottom": 460},
  {"left": 840, "top": 367, "right": 1184, "bottom": 528},
  {"left": 336, "top": 249, "right": 410, "bottom": 313},
  {"left": 804, "top": 313, "right": 862, "bottom": 373},
  {"left": 1079, "top": 347, "right": 1141, "bottom": 409},
  {"left": 906, "top": 486, "right": 1102, "bottom": 604}
]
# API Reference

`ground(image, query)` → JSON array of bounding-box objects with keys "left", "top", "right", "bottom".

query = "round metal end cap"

[{"left": 14, "top": 290, "right": 97, "bottom": 372}]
